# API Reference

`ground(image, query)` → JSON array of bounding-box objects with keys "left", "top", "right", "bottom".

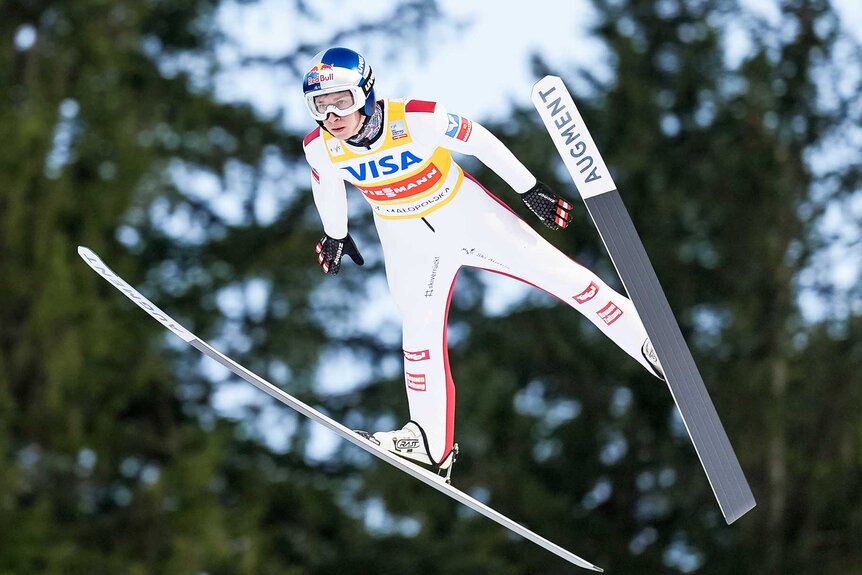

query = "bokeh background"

[{"left": 2, "top": 0, "right": 861, "bottom": 573}]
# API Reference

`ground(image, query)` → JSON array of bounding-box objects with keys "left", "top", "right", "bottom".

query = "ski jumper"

[{"left": 303, "top": 99, "right": 655, "bottom": 464}]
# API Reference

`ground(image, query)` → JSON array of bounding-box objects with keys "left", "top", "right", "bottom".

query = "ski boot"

[
  {"left": 356, "top": 421, "right": 459, "bottom": 484},
  {"left": 641, "top": 338, "right": 666, "bottom": 381}
]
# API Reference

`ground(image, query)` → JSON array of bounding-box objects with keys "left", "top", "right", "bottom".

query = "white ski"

[
  {"left": 78, "top": 246, "right": 603, "bottom": 572},
  {"left": 531, "top": 76, "right": 755, "bottom": 524}
]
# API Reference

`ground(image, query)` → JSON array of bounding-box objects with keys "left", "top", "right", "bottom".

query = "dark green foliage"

[
  {"left": 0, "top": 1, "right": 439, "bottom": 573},
  {"left": 1, "top": 0, "right": 860, "bottom": 573},
  {"left": 463, "top": 0, "right": 861, "bottom": 573}
]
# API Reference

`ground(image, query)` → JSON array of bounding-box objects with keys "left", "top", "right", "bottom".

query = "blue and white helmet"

[{"left": 302, "top": 47, "right": 376, "bottom": 121}]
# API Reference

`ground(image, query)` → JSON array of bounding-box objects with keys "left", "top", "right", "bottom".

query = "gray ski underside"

[{"left": 584, "top": 192, "right": 755, "bottom": 524}]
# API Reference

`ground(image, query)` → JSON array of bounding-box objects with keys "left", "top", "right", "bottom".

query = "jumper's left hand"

[
  {"left": 315, "top": 233, "right": 364, "bottom": 275},
  {"left": 521, "top": 181, "right": 573, "bottom": 230}
]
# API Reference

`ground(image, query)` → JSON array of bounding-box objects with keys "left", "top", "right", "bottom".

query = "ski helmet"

[{"left": 302, "top": 47, "right": 376, "bottom": 121}]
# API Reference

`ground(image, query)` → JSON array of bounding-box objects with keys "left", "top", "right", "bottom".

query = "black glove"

[
  {"left": 521, "top": 181, "right": 573, "bottom": 230},
  {"left": 315, "top": 233, "right": 365, "bottom": 275}
]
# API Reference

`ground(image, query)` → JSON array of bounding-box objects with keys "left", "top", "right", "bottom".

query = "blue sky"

[{"left": 214, "top": 0, "right": 862, "bottom": 123}]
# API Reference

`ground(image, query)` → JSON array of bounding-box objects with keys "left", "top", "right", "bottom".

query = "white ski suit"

[{"left": 303, "top": 99, "right": 655, "bottom": 464}]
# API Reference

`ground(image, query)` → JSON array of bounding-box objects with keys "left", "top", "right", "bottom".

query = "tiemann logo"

[
  {"left": 573, "top": 281, "right": 599, "bottom": 304},
  {"left": 404, "top": 349, "right": 431, "bottom": 361},
  {"left": 445, "top": 113, "right": 473, "bottom": 142},
  {"left": 356, "top": 164, "right": 442, "bottom": 201},
  {"left": 597, "top": 301, "right": 623, "bottom": 325},
  {"left": 306, "top": 64, "right": 334, "bottom": 85},
  {"left": 406, "top": 372, "right": 427, "bottom": 391}
]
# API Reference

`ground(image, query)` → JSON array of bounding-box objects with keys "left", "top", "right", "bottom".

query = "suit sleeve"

[
  {"left": 407, "top": 100, "right": 537, "bottom": 194},
  {"left": 304, "top": 140, "right": 349, "bottom": 239}
]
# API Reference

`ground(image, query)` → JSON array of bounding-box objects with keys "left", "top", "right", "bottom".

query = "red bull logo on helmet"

[{"left": 306, "top": 63, "right": 335, "bottom": 85}]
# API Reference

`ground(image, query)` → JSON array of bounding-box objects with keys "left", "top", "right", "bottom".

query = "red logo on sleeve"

[
  {"left": 311, "top": 167, "right": 320, "bottom": 184},
  {"left": 456, "top": 117, "right": 472, "bottom": 141},
  {"left": 445, "top": 113, "right": 473, "bottom": 142}
]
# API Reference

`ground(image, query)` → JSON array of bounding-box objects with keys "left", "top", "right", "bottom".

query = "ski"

[
  {"left": 78, "top": 246, "right": 603, "bottom": 572},
  {"left": 531, "top": 76, "right": 755, "bottom": 524}
]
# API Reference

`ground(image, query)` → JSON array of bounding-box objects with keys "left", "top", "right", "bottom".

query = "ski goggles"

[{"left": 305, "top": 86, "right": 366, "bottom": 121}]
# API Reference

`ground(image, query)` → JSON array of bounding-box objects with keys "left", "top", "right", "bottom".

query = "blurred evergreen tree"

[
  {"left": 434, "top": 0, "right": 861, "bottom": 573},
  {"left": 1, "top": 0, "right": 860, "bottom": 573},
  {"left": 0, "top": 1, "right": 447, "bottom": 573}
]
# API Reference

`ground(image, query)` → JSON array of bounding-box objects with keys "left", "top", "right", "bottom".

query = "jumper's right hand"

[
  {"left": 315, "top": 233, "right": 364, "bottom": 275},
  {"left": 521, "top": 181, "right": 573, "bottom": 230}
]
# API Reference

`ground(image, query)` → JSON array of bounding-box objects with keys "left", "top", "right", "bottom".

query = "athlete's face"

[{"left": 323, "top": 110, "right": 363, "bottom": 139}]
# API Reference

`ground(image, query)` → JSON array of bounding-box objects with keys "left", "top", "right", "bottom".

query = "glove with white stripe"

[
  {"left": 315, "top": 233, "right": 364, "bottom": 275},
  {"left": 521, "top": 181, "right": 573, "bottom": 230}
]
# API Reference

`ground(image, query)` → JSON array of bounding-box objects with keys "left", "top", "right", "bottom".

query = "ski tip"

[
  {"left": 534, "top": 74, "right": 560, "bottom": 83},
  {"left": 77, "top": 246, "right": 104, "bottom": 267},
  {"left": 531, "top": 75, "right": 562, "bottom": 96}
]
